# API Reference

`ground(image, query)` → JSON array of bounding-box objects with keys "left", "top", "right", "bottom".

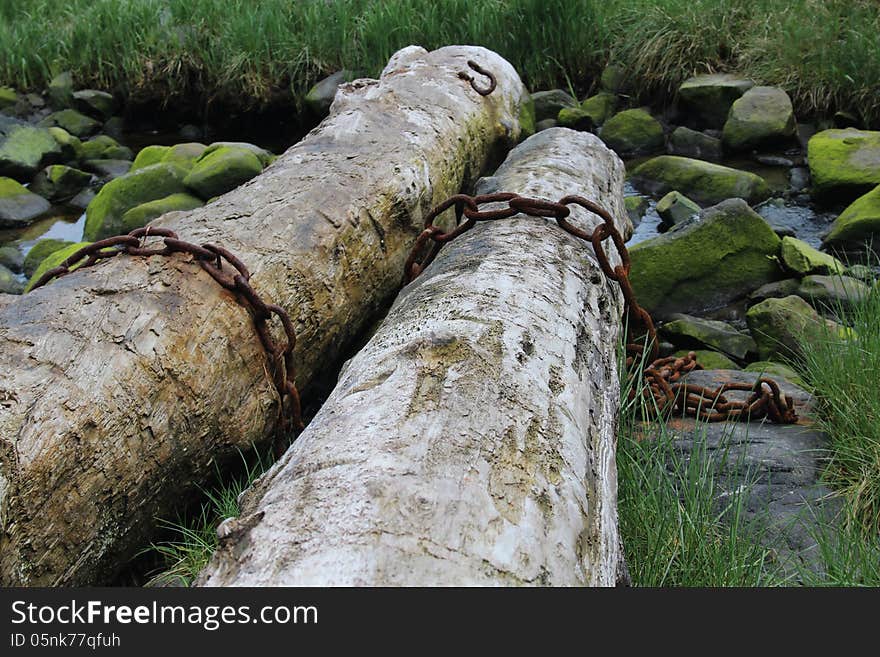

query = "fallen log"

[
  {"left": 0, "top": 45, "right": 530, "bottom": 586},
  {"left": 198, "top": 128, "right": 629, "bottom": 586}
]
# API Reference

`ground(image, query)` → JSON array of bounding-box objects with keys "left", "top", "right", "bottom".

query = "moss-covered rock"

[
  {"left": 625, "top": 195, "right": 649, "bottom": 228},
  {"left": 81, "top": 159, "right": 132, "bottom": 181},
  {"left": 0, "top": 115, "right": 62, "bottom": 180},
  {"left": 79, "top": 135, "right": 133, "bottom": 161},
  {"left": 201, "top": 142, "right": 274, "bottom": 167},
  {"left": 661, "top": 314, "right": 756, "bottom": 359},
  {"left": 25, "top": 241, "right": 93, "bottom": 292},
  {"left": 29, "top": 165, "right": 92, "bottom": 203},
  {"left": 304, "top": 70, "right": 354, "bottom": 116},
  {"left": 656, "top": 190, "right": 700, "bottom": 228},
  {"left": 0, "top": 245, "right": 24, "bottom": 273},
  {"left": 518, "top": 97, "right": 536, "bottom": 139},
  {"left": 599, "top": 108, "right": 664, "bottom": 155},
  {"left": 807, "top": 129, "right": 880, "bottom": 199},
  {"left": 779, "top": 236, "right": 845, "bottom": 276},
  {"left": 84, "top": 163, "right": 188, "bottom": 240},
  {"left": 38, "top": 109, "right": 101, "bottom": 138},
  {"left": 631, "top": 155, "right": 770, "bottom": 206},
  {"left": 673, "top": 349, "right": 740, "bottom": 370},
  {"left": 23, "top": 238, "right": 73, "bottom": 278},
  {"left": 184, "top": 146, "right": 263, "bottom": 200},
  {"left": 47, "top": 126, "right": 83, "bottom": 161},
  {"left": 0, "top": 263, "right": 23, "bottom": 294},
  {"left": 536, "top": 118, "right": 557, "bottom": 132},
  {"left": 823, "top": 184, "right": 880, "bottom": 247},
  {"left": 722, "top": 86, "right": 797, "bottom": 152},
  {"left": 579, "top": 92, "right": 617, "bottom": 127},
  {"left": 796, "top": 274, "right": 870, "bottom": 314},
  {"left": 629, "top": 198, "right": 782, "bottom": 318},
  {"left": 531, "top": 89, "right": 577, "bottom": 122},
  {"left": 749, "top": 278, "right": 802, "bottom": 303},
  {"left": 746, "top": 295, "right": 848, "bottom": 361},
  {"left": 600, "top": 64, "right": 629, "bottom": 94},
  {"left": 667, "top": 126, "right": 722, "bottom": 161},
  {"left": 557, "top": 106, "right": 595, "bottom": 132},
  {"left": 0, "top": 176, "right": 51, "bottom": 228},
  {"left": 72, "top": 89, "right": 116, "bottom": 120},
  {"left": 47, "top": 72, "right": 74, "bottom": 110},
  {"left": 130, "top": 145, "right": 170, "bottom": 172},
  {"left": 0, "top": 86, "right": 20, "bottom": 110},
  {"left": 743, "top": 361, "right": 805, "bottom": 388},
  {"left": 120, "top": 193, "right": 204, "bottom": 232},
  {"left": 678, "top": 73, "right": 754, "bottom": 128}
]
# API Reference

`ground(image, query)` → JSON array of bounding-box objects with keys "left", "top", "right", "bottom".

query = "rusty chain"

[
  {"left": 458, "top": 60, "right": 496, "bottom": 96},
  {"left": 403, "top": 192, "right": 797, "bottom": 425},
  {"left": 30, "top": 226, "right": 305, "bottom": 435}
]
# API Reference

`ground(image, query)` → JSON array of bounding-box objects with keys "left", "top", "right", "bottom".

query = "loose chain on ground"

[
  {"left": 30, "top": 227, "right": 305, "bottom": 435},
  {"left": 403, "top": 192, "right": 798, "bottom": 424}
]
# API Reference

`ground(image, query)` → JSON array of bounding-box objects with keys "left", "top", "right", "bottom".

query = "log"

[
  {"left": 198, "top": 128, "right": 629, "bottom": 586},
  {"left": 0, "top": 45, "right": 530, "bottom": 585}
]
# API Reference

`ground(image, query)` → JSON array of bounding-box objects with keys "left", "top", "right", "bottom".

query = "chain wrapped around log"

[
  {"left": 403, "top": 192, "right": 798, "bottom": 425},
  {"left": 30, "top": 226, "right": 304, "bottom": 435}
]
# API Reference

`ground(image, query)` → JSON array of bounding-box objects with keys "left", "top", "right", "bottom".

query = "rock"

[
  {"left": 0, "top": 245, "right": 24, "bottom": 273},
  {"left": 578, "top": 92, "right": 617, "bottom": 127},
  {"left": 47, "top": 126, "right": 83, "bottom": 161},
  {"left": 660, "top": 314, "right": 756, "bottom": 360},
  {"left": 833, "top": 110, "right": 860, "bottom": 129},
  {"left": 0, "top": 177, "right": 52, "bottom": 228},
  {"left": 39, "top": 109, "right": 101, "bottom": 138},
  {"left": 749, "top": 278, "right": 802, "bottom": 303},
  {"left": 788, "top": 167, "right": 810, "bottom": 193},
  {"left": 80, "top": 159, "right": 132, "bottom": 181},
  {"left": 743, "top": 360, "right": 806, "bottom": 388},
  {"left": 796, "top": 274, "right": 870, "bottom": 314},
  {"left": 722, "top": 86, "right": 797, "bottom": 152},
  {"left": 183, "top": 146, "right": 263, "bottom": 200},
  {"left": 557, "top": 106, "right": 594, "bottom": 131},
  {"left": 667, "top": 126, "right": 722, "bottom": 161},
  {"left": 72, "top": 90, "right": 117, "bottom": 120},
  {"left": 47, "top": 72, "right": 74, "bottom": 110},
  {"left": 179, "top": 124, "right": 203, "bottom": 141},
  {"left": 629, "top": 199, "right": 782, "bottom": 318},
  {"left": 84, "top": 163, "right": 188, "bottom": 240},
  {"left": 746, "top": 295, "right": 847, "bottom": 360},
  {"left": 120, "top": 193, "right": 204, "bottom": 233},
  {"left": 23, "top": 238, "right": 73, "bottom": 278},
  {"left": 678, "top": 73, "right": 754, "bottom": 128},
  {"left": 0, "top": 87, "right": 20, "bottom": 110},
  {"left": 79, "top": 135, "right": 133, "bottom": 161},
  {"left": 24, "top": 241, "right": 92, "bottom": 292},
  {"left": 600, "top": 64, "right": 628, "bottom": 94},
  {"left": 823, "top": 184, "right": 880, "bottom": 248},
  {"left": 29, "top": 164, "right": 92, "bottom": 203},
  {"left": 807, "top": 129, "right": 880, "bottom": 199},
  {"left": 0, "top": 115, "right": 62, "bottom": 180},
  {"left": 531, "top": 89, "right": 577, "bottom": 122},
  {"left": 599, "top": 108, "right": 664, "bottom": 155},
  {"left": 304, "top": 70, "right": 354, "bottom": 116},
  {"left": 631, "top": 155, "right": 770, "bottom": 206},
  {"left": 673, "top": 349, "right": 739, "bottom": 370},
  {"left": 656, "top": 190, "right": 700, "bottom": 228},
  {"left": 130, "top": 145, "right": 169, "bottom": 171},
  {"left": 202, "top": 142, "right": 274, "bottom": 167},
  {"left": 518, "top": 97, "right": 536, "bottom": 139},
  {"left": 535, "top": 118, "right": 557, "bottom": 132},
  {"left": 780, "top": 236, "right": 845, "bottom": 275},
  {"left": 102, "top": 117, "right": 125, "bottom": 140},
  {"left": 845, "top": 264, "right": 876, "bottom": 283},
  {"left": 68, "top": 187, "right": 95, "bottom": 210},
  {"left": 163, "top": 143, "right": 208, "bottom": 171},
  {"left": 625, "top": 195, "right": 649, "bottom": 228},
  {"left": 0, "top": 263, "right": 23, "bottom": 295}
]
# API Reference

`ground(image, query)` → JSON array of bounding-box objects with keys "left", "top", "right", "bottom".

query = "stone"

[
  {"left": 746, "top": 295, "right": 847, "bottom": 361},
  {"left": 535, "top": 119, "right": 557, "bottom": 132},
  {"left": 518, "top": 97, "right": 536, "bottom": 139},
  {"left": 163, "top": 143, "right": 208, "bottom": 171},
  {"left": 631, "top": 155, "right": 770, "bottom": 206},
  {"left": 600, "top": 64, "right": 628, "bottom": 94},
  {"left": 29, "top": 165, "right": 92, "bottom": 203},
  {"left": 531, "top": 89, "right": 577, "bottom": 122},
  {"left": 120, "top": 193, "right": 204, "bottom": 233},
  {"left": 780, "top": 236, "right": 845, "bottom": 276},
  {"left": 0, "top": 177, "right": 52, "bottom": 228},
  {"left": 79, "top": 135, "right": 133, "bottom": 161},
  {"left": 304, "top": 70, "right": 354, "bottom": 116},
  {"left": 667, "top": 126, "right": 722, "bottom": 161},
  {"left": 201, "top": 142, "right": 274, "bottom": 167},
  {"left": 68, "top": 188, "right": 95, "bottom": 210},
  {"left": 23, "top": 238, "right": 73, "bottom": 278},
  {"left": 0, "top": 245, "right": 24, "bottom": 273},
  {"left": 845, "top": 264, "right": 876, "bottom": 283},
  {"left": 833, "top": 110, "right": 860, "bottom": 129},
  {"left": 796, "top": 274, "right": 870, "bottom": 314},
  {"left": 130, "top": 145, "right": 169, "bottom": 171},
  {"left": 102, "top": 117, "right": 125, "bottom": 141},
  {"left": 47, "top": 126, "right": 83, "bottom": 161},
  {"left": 673, "top": 349, "right": 740, "bottom": 370},
  {"left": 84, "top": 163, "right": 188, "bottom": 240},
  {"left": 0, "top": 87, "right": 20, "bottom": 110},
  {"left": 578, "top": 92, "right": 617, "bottom": 127},
  {"left": 599, "top": 108, "right": 664, "bottom": 155},
  {"left": 24, "top": 241, "right": 92, "bottom": 292},
  {"left": 722, "top": 86, "right": 797, "bottom": 152},
  {"left": 183, "top": 146, "right": 263, "bottom": 200},
  {"left": 660, "top": 314, "right": 756, "bottom": 360},
  {"left": 0, "top": 263, "right": 23, "bottom": 295},
  {"left": 39, "top": 109, "right": 101, "bottom": 138},
  {"left": 823, "top": 184, "right": 880, "bottom": 248},
  {"left": 743, "top": 361, "right": 806, "bottom": 388},
  {"left": 47, "top": 72, "right": 74, "bottom": 110},
  {"left": 179, "top": 124, "right": 203, "bottom": 141},
  {"left": 625, "top": 195, "right": 649, "bottom": 228},
  {"left": 0, "top": 115, "right": 62, "bottom": 180},
  {"left": 656, "top": 190, "right": 700, "bottom": 228},
  {"left": 807, "top": 129, "right": 880, "bottom": 199},
  {"left": 749, "top": 278, "right": 802, "bottom": 303},
  {"left": 557, "top": 106, "right": 594, "bottom": 131},
  {"left": 72, "top": 90, "right": 117, "bottom": 120},
  {"left": 678, "top": 73, "right": 754, "bottom": 128},
  {"left": 80, "top": 159, "right": 132, "bottom": 181},
  {"left": 629, "top": 199, "right": 782, "bottom": 318}
]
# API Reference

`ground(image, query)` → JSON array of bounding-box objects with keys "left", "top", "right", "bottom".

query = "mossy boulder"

[
  {"left": 0, "top": 115, "right": 62, "bottom": 180},
  {"left": 304, "top": 70, "right": 354, "bottom": 116},
  {"left": 29, "top": 165, "right": 92, "bottom": 203},
  {"left": 631, "top": 155, "right": 770, "bottom": 206},
  {"left": 72, "top": 90, "right": 116, "bottom": 120},
  {"left": 0, "top": 87, "right": 20, "bottom": 110},
  {"left": 81, "top": 159, "right": 132, "bottom": 181},
  {"left": 796, "top": 274, "right": 870, "bottom": 314},
  {"left": 0, "top": 176, "right": 51, "bottom": 228},
  {"left": 25, "top": 241, "right": 93, "bottom": 292},
  {"left": 744, "top": 361, "right": 805, "bottom": 388},
  {"left": 599, "top": 109, "right": 664, "bottom": 155},
  {"left": 120, "top": 193, "right": 204, "bottom": 232},
  {"left": 131, "top": 145, "right": 170, "bottom": 172},
  {"left": 47, "top": 72, "right": 74, "bottom": 110},
  {"left": 578, "top": 92, "right": 617, "bottom": 127},
  {"left": 667, "top": 126, "right": 722, "bottom": 161},
  {"left": 661, "top": 314, "right": 756, "bottom": 359},
  {"left": 39, "top": 109, "right": 101, "bottom": 138},
  {"left": 531, "top": 89, "right": 577, "bottom": 122},
  {"left": 678, "top": 73, "right": 754, "bottom": 128},
  {"left": 84, "top": 163, "right": 188, "bottom": 240},
  {"left": 23, "top": 238, "right": 73, "bottom": 278},
  {"left": 557, "top": 106, "right": 594, "bottom": 132},
  {"left": 202, "top": 142, "right": 274, "bottom": 167},
  {"left": 807, "top": 129, "right": 880, "bottom": 199},
  {"left": 625, "top": 195, "right": 649, "bottom": 228},
  {"left": 600, "top": 64, "right": 629, "bottom": 94},
  {"left": 780, "top": 236, "right": 845, "bottom": 276},
  {"left": 823, "top": 184, "right": 880, "bottom": 247},
  {"left": 629, "top": 198, "right": 782, "bottom": 318},
  {"left": 673, "top": 349, "right": 740, "bottom": 370},
  {"left": 47, "top": 126, "right": 83, "bottom": 161},
  {"left": 656, "top": 190, "right": 700, "bottom": 228},
  {"left": 183, "top": 146, "right": 263, "bottom": 200},
  {"left": 0, "top": 263, "right": 23, "bottom": 294},
  {"left": 132, "top": 142, "right": 208, "bottom": 173},
  {"left": 722, "top": 86, "right": 797, "bottom": 152},
  {"left": 746, "top": 295, "right": 848, "bottom": 361},
  {"left": 79, "top": 135, "right": 133, "bottom": 161}
]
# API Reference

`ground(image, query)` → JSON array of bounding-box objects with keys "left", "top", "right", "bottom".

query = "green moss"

[
  {"left": 808, "top": 129, "right": 880, "bottom": 198},
  {"left": 746, "top": 295, "right": 850, "bottom": 361},
  {"left": 29, "top": 164, "right": 92, "bottom": 203},
  {"left": 38, "top": 109, "right": 100, "bottom": 138},
  {"left": 47, "top": 126, "right": 83, "bottom": 161},
  {"left": 0, "top": 86, "right": 19, "bottom": 109},
  {"left": 656, "top": 190, "right": 700, "bottom": 227},
  {"left": 661, "top": 315, "right": 756, "bottom": 359},
  {"left": 25, "top": 241, "right": 93, "bottom": 292},
  {"left": 517, "top": 97, "right": 536, "bottom": 139},
  {"left": 744, "top": 361, "right": 806, "bottom": 388},
  {"left": 163, "top": 143, "right": 207, "bottom": 171},
  {"left": 721, "top": 86, "right": 796, "bottom": 151},
  {"left": 0, "top": 122, "right": 62, "bottom": 178},
  {"left": 131, "top": 145, "right": 170, "bottom": 172},
  {"left": 579, "top": 92, "right": 617, "bottom": 127},
  {"left": 672, "top": 349, "right": 740, "bottom": 370},
  {"left": 120, "top": 193, "right": 204, "bottom": 232},
  {"left": 780, "top": 236, "right": 845, "bottom": 276},
  {"left": 600, "top": 108, "right": 664, "bottom": 155},
  {"left": 824, "top": 184, "right": 880, "bottom": 245},
  {"left": 183, "top": 147, "right": 263, "bottom": 200},
  {"left": 79, "top": 135, "right": 132, "bottom": 161},
  {"left": 0, "top": 177, "right": 28, "bottom": 197},
  {"left": 23, "top": 238, "right": 72, "bottom": 278}
]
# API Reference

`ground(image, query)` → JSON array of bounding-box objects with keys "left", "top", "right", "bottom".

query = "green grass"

[{"left": 1, "top": 0, "right": 879, "bottom": 124}]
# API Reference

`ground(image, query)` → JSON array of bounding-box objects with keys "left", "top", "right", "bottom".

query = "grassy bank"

[{"left": 1, "top": 0, "right": 879, "bottom": 124}]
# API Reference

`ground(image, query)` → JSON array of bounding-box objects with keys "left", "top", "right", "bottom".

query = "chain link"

[{"left": 458, "top": 60, "right": 497, "bottom": 96}]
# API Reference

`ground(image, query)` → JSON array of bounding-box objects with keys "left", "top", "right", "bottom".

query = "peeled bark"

[
  {"left": 0, "top": 45, "right": 530, "bottom": 586},
  {"left": 199, "top": 128, "right": 629, "bottom": 586}
]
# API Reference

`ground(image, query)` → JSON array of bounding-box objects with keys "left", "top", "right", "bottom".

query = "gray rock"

[
  {"left": 179, "top": 124, "right": 203, "bottom": 141},
  {"left": 47, "top": 72, "right": 74, "bottom": 110},
  {"left": 660, "top": 314, "right": 757, "bottom": 359},
  {"left": 749, "top": 278, "right": 802, "bottom": 303},
  {"left": 38, "top": 109, "right": 101, "bottom": 138},
  {"left": 102, "top": 117, "right": 125, "bottom": 140},
  {"left": 0, "top": 176, "right": 52, "bottom": 227},
  {"left": 788, "top": 167, "right": 810, "bottom": 192},
  {"left": 656, "top": 190, "right": 700, "bottom": 228},
  {"left": 667, "top": 126, "right": 722, "bottom": 161},
  {"left": 80, "top": 159, "right": 132, "bottom": 181},
  {"left": 29, "top": 164, "right": 92, "bottom": 203},
  {"left": 796, "top": 274, "right": 871, "bottom": 314},
  {"left": 530, "top": 89, "right": 577, "bottom": 122},
  {"left": 72, "top": 90, "right": 117, "bottom": 120},
  {"left": 535, "top": 118, "right": 557, "bottom": 132},
  {"left": 624, "top": 195, "right": 649, "bottom": 228},
  {"left": 0, "top": 263, "right": 24, "bottom": 294},
  {"left": 304, "top": 70, "right": 353, "bottom": 117},
  {"left": 678, "top": 73, "right": 754, "bottom": 128},
  {"left": 0, "top": 245, "right": 24, "bottom": 273},
  {"left": 722, "top": 86, "right": 797, "bottom": 152}
]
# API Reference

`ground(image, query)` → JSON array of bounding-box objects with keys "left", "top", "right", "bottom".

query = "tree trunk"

[
  {"left": 198, "top": 128, "right": 629, "bottom": 586},
  {"left": 0, "top": 45, "right": 530, "bottom": 586}
]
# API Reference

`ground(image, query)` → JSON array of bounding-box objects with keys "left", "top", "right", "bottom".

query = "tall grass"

[{"left": 1, "top": 0, "right": 878, "bottom": 123}]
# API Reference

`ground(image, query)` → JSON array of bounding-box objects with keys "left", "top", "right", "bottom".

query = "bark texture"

[
  {"left": 199, "top": 128, "right": 628, "bottom": 586},
  {"left": 0, "top": 45, "right": 530, "bottom": 585}
]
